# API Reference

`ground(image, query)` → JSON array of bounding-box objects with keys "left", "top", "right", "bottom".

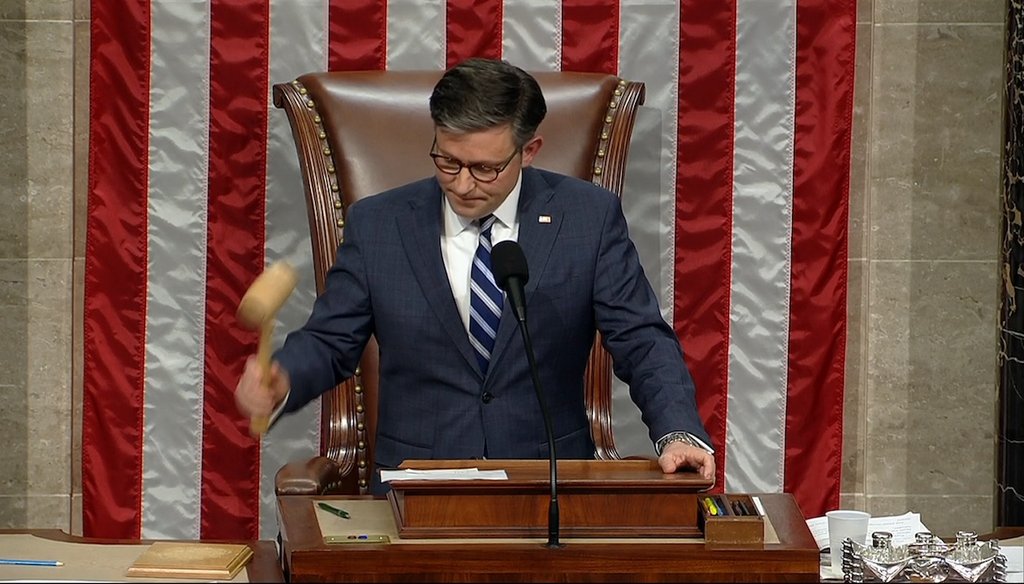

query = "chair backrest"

[{"left": 273, "top": 69, "right": 646, "bottom": 494}]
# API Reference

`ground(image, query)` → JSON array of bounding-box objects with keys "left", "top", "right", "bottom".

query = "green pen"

[{"left": 317, "top": 502, "right": 350, "bottom": 519}]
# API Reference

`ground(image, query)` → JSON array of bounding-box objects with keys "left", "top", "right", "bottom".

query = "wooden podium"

[
  {"left": 278, "top": 459, "right": 820, "bottom": 582},
  {"left": 387, "top": 459, "right": 712, "bottom": 539}
]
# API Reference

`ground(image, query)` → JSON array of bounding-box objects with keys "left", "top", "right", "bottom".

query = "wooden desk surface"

[
  {"left": 278, "top": 493, "right": 819, "bottom": 582},
  {"left": 0, "top": 529, "right": 283, "bottom": 582}
]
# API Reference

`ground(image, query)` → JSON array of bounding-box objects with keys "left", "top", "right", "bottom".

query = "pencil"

[{"left": 0, "top": 558, "right": 63, "bottom": 567}]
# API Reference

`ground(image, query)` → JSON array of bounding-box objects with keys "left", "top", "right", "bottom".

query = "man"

[{"left": 235, "top": 58, "right": 714, "bottom": 492}]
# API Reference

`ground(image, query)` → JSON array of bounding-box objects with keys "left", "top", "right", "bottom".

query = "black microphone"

[{"left": 491, "top": 241, "right": 561, "bottom": 549}]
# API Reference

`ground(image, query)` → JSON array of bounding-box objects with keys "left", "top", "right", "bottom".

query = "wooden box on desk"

[
  {"left": 386, "top": 459, "right": 713, "bottom": 539},
  {"left": 698, "top": 493, "right": 765, "bottom": 546}
]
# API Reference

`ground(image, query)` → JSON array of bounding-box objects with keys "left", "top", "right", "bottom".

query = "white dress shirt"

[{"left": 441, "top": 171, "right": 522, "bottom": 333}]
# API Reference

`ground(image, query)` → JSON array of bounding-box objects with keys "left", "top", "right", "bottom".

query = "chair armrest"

[{"left": 275, "top": 456, "right": 344, "bottom": 496}]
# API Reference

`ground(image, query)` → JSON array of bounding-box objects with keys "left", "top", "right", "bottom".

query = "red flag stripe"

[
  {"left": 82, "top": 0, "right": 151, "bottom": 540},
  {"left": 329, "top": 0, "right": 388, "bottom": 71},
  {"left": 674, "top": 1, "right": 737, "bottom": 492},
  {"left": 561, "top": 0, "right": 619, "bottom": 74},
  {"left": 446, "top": 0, "right": 503, "bottom": 67},
  {"left": 201, "top": 0, "right": 271, "bottom": 539},
  {"left": 784, "top": 0, "right": 855, "bottom": 516}
]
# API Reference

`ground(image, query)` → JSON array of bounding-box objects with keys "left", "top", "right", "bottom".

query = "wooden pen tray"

[{"left": 698, "top": 494, "right": 765, "bottom": 546}]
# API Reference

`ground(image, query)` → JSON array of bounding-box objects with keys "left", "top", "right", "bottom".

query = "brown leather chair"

[{"left": 272, "top": 69, "right": 646, "bottom": 496}]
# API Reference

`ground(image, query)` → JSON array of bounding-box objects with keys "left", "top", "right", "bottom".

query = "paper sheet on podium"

[{"left": 380, "top": 467, "right": 508, "bottom": 482}]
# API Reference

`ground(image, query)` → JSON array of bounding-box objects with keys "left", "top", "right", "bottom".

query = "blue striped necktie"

[{"left": 469, "top": 215, "right": 502, "bottom": 373}]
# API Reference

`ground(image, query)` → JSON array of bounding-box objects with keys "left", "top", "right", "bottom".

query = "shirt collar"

[{"left": 443, "top": 169, "right": 523, "bottom": 235}]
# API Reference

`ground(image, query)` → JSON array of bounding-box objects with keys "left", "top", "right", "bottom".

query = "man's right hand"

[{"left": 234, "top": 355, "right": 291, "bottom": 421}]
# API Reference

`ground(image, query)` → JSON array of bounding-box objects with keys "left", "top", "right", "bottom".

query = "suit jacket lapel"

[
  {"left": 490, "top": 168, "right": 561, "bottom": 371},
  {"left": 396, "top": 182, "right": 482, "bottom": 376}
]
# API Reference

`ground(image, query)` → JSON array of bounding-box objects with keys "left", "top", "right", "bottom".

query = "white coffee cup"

[{"left": 826, "top": 510, "right": 871, "bottom": 574}]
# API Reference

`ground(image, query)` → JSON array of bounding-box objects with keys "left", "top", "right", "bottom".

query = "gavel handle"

[{"left": 250, "top": 323, "right": 274, "bottom": 436}]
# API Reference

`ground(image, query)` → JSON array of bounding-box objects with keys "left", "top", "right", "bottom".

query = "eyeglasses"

[{"left": 429, "top": 140, "right": 520, "bottom": 183}]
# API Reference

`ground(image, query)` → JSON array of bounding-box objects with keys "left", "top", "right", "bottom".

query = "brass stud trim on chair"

[
  {"left": 292, "top": 79, "right": 345, "bottom": 235},
  {"left": 592, "top": 78, "right": 628, "bottom": 186}
]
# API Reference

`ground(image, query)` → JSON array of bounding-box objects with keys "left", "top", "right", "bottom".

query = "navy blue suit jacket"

[{"left": 275, "top": 167, "right": 709, "bottom": 474}]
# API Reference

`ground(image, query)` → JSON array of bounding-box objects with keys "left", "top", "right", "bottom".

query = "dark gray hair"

[{"left": 429, "top": 58, "right": 547, "bottom": 148}]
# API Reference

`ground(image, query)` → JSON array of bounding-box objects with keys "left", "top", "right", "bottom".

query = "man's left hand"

[{"left": 658, "top": 441, "right": 716, "bottom": 481}]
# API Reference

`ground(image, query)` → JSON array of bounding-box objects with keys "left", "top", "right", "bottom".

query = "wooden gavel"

[{"left": 236, "top": 261, "right": 298, "bottom": 436}]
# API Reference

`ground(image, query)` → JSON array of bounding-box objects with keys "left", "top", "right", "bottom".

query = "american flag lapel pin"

[{"left": 538, "top": 215, "right": 552, "bottom": 224}]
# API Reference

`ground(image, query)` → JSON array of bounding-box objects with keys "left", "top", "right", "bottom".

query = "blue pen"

[{"left": 0, "top": 558, "right": 63, "bottom": 567}]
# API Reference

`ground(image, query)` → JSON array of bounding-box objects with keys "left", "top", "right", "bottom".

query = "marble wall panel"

[
  {"left": 0, "top": 254, "right": 73, "bottom": 504},
  {"left": 0, "top": 259, "right": 30, "bottom": 505},
  {"left": 866, "top": 260, "right": 998, "bottom": 499},
  {"left": 0, "top": 261, "right": 29, "bottom": 389},
  {"left": 876, "top": 0, "right": 1005, "bottom": 24},
  {"left": 870, "top": 24, "right": 1003, "bottom": 262},
  {"left": 26, "top": 494, "right": 70, "bottom": 530},
  {"left": 0, "top": 495, "right": 27, "bottom": 529},
  {"left": 26, "top": 259, "right": 72, "bottom": 494},
  {"left": 0, "top": 20, "right": 29, "bottom": 260},
  {"left": 0, "top": 0, "right": 72, "bottom": 20},
  {"left": 997, "top": 0, "right": 1024, "bottom": 526},
  {"left": 0, "top": 20, "right": 74, "bottom": 260},
  {"left": 850, "top": 24, "right": 873, "bottom": 262},
  {"left": 859, "top": 0, "right": 873, "bottom": 23},
  {"left": 73, "top": 20, "right": 88, "bottom": 259},
  {"left": 866, "top": 494, "right": 995, "bottom": 538},
  {"left": 0, "top": 494, "right": 70, "bottom": 531},
  {"left": 843, "top": 260, "right": 869, "bottom": 496},
  {"left": 71, "top": 258, "right": 82, "bottom": 495}
]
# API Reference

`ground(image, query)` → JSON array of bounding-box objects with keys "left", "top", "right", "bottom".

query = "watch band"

[{"left": 655, "top": 431, "right": 713, "bottom": 456}]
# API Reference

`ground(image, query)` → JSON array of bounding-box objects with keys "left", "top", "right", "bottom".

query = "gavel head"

[{"left": 237, "top": 261, "right": 299, "bottom": 329}]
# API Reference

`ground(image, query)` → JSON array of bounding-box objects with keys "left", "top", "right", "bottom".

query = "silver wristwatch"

[{"left": 655, "top": 431, "right": 713, "bottom": 456}]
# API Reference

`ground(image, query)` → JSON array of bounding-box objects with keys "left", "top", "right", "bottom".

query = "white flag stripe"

[
  {"left": 259, "top": 0, "right": 327, "bottom": 540},
  {"left": 502, "top": 0, "right": 561, "bottom": 71},
  {"left": 142, "top": 0, "right": 211, "bottom": 540},
  {"left": 612, "top": 0, "right": 683, "bottom": 457},
  {"left": 725, "top": 0, "right": 797, "bottom": 493},
  {"left": 388, "top": 0, "right": 446, "bottom": 70}
]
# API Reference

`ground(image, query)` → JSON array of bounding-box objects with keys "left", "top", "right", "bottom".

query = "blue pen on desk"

[{"left": 0, "top": 558, "right": 63, "bottom": 567}]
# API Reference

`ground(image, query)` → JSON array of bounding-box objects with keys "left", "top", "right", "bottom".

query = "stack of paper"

[
  {"left": 805, "top": 511, "right": 929, "bottom": 551},
  {"left": 379, "top": 467, "right": 508, "bottom": 482},
  {"left": 125, "top": 541, "right": 253, "bottom": 580}
]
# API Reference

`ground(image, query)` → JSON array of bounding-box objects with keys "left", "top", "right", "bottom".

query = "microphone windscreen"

[{"left": 491, "top": 240, "right": 529, "bottom": 291}]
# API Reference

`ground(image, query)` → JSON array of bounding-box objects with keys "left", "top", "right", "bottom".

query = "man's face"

[{"left": 432, "top": 124, "right": 542, "bottom": 220}]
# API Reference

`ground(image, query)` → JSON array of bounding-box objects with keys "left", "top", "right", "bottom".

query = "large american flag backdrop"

[{"left": 84, "top": 0, "right": 855, "bottom": 540}]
